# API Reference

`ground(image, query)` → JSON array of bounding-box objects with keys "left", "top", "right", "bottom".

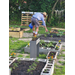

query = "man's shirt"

[{"left": 32, "top": 13, "right": 46, "bottom": 26}]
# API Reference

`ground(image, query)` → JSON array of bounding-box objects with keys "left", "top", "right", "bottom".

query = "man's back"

[{"left": 32, "top": 13, "right": 43, "bottom": 21}]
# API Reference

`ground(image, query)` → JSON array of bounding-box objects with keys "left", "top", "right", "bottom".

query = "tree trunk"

[
  {"left": 51, "top": 0, "right": 59, "bottom": 16},
  {"left": 50, "top": 0, "right": 59, "bottom": 24}
]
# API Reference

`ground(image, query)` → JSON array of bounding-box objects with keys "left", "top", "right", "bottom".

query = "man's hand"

[
  {"left": 44, "top": 26, "right": 48, "bottom": 32},
  {"left": 45, "top": 28, "right": 48, "bottom": 32}
]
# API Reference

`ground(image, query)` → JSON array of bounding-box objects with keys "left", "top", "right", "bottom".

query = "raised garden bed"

[
  {"left": 24, "top": 40, "right": 62, "bottom": 55},
  {"left": 46, "top": 51, "right": 58, "bottom": 60},
  {"left": 9, "top": 57, "right": 56, "bottom": 75},
  {"left": 9, "top": 27, "right": 30, "bottom": 38},
  {"left": 9, "top": 58, "right": 47, "bottom": 75},
  {"left": 39, "top": 33, "right": 65, "bottom": 42}
]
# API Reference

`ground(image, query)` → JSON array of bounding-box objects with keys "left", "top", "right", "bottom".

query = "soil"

[
  {"left": 48, "top": 52, "right": 56, "bottom": 58},
  {"left": 39, "top": 33, "right": 65, "bottom": 42},
  {"left": 9, "top": 60, "right": 46, "bottom": 75}
]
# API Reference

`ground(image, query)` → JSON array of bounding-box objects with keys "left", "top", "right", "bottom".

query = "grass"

[
  {"left": 9, "top": 25, "right": 52, "bottom": 34},
  {"left": 53, "top": 49, "right": 65, "bottom": 75},
  {"left": 9, "top": 37, "right": 29, "bottom": 55},
  {"left": 18, "top": 54, "right": 23, "bottom": 57}
]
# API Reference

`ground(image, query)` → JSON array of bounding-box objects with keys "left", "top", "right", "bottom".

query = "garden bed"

[
  {"left": 39, "top": 33, "right": 65, "bottom": 42},
  {"left": 9, "top": 27, "right": 30, "bottom": 38},
  {"left": 24, "top": 40, "right": 62, "bottom": 55},
  {"left": 9, "top": 58, "right": 46, "bottom": 75},
  {"left": 46, "top": 51, "right": 58, "bottom": 60}
]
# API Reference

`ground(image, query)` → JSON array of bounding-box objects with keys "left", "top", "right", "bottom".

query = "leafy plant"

[
  {"left": 44, "top": 34, "right": 47, "bottom": 37},
  {"left": 47, "top": 42, "right": 54, "bottom": 48},
  {"left": 10, "top": 52, "right": 16, "bottom": 57},
  {"left": 43, "top": 69, "right": 48, "bottom": 73},
  {"left": 49, "top": 56, "right": 53, "bottom": 61},
  {"left": 55, "top": 45, "right": 59, "bottom": 50},
  {"left": 27, "top": 58, "right": 39, "bottom": 74},
  {"left": 51, "top": 35, "right": 53, "bottom": 37},
  {"left": 58, "top": 40, "right": 61, "bottom": 43},
  {"left": 12, "top": 63, "right": 18, "bottom": 69},
  {"left": 56, "top": 30, "right": 64, "bottom": 37}
]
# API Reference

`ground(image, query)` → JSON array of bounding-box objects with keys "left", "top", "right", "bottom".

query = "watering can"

[
  {"left": 29, "top": 23, "right": 33, "bottom": 29},
  {"left": 29, "top": 23, "right": 43, "bottom": 29}
]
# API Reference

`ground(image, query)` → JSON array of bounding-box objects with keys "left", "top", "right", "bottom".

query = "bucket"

[{"left": 29, "top": 23, "right": 33, "bottom": 29}]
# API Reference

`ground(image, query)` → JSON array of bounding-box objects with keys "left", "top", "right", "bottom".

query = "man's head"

[{"left": 43, "top": 12, "right": 47, "bottom": 18}]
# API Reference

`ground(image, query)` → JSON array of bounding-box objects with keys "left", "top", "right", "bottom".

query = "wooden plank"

[
  {"left": 21, "top": 17, "right": 28, "bottom": 19},
  {"left": 9, "top": 32, "right": 20, "bottom": 38},
  {"left": 21, "top": 20, "right": 28, "bottom": 21},
  {"left": 22, "top": 16, "right": 28, "bottom": 18},
  {"left": 9, "top": 28, "right": 20, "bottom": 31},
  {"left": 23, "top": 28, "right": 30, "bottom": 31},
  {"left": 51, "top": 28, "right": 65, "bottom": 31},
  {"left": 19, "top": 31, "right": 23, "bottom": 38},
  {"left": 9, "top": 30, "right": 23, "bottom": 38}
]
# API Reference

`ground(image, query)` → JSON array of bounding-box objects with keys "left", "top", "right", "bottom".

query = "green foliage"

[
  {"left": 9, "top": 0, "right": 65, "bottom": 28},
  {"left": 27, "top": 58, "right": 39, "bottom": 74},
  {"left": 9, "top": 37, "right": 29, "bottom": 54},
  {"left": 18, "top": 54, "right": 23, "bottom": 57}
]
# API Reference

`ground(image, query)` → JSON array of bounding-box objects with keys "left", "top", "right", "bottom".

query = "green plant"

[
  {"left": 49, "top": 57, "right": 53, "bottom": 61},
  {"left": 10, "top": 52, "right": 16, "bottom": 57},
  {"left": 44, "top": 34, "right": 47, "bottom": 37},
  {"left": 55, "top": 45, "right": 59, "bottom": 50},
  {"left": 17, "top": 58, "right": 21, "bottom": 63},
  {"left": 27, "top": 58, "right": 39, "bottom": 74},
  {"left": 51, "top": 53, "right": 54, "bottom": 55},
  {"left": 12, "top": 63, "right": 18, "bottom": 69},
  {"left": 40, "top": 40, "right": 45, "bottom": 46},
  {"left": 47, "top": 42, "right": 54, "bottom": 48},
  {"left": 58, "top": 40, "right": 61, "bottom": 43},
  {"left": 51, "top": 35, "right": 53, "bottom": 37},
  {"left": 18, "top": 54, "right": 23, "bottom": 57},
  {"left": 43, "top": 69, "right": 48, "bottom": 72},
  {"left": 56, "top": 30, "right": 64, "bottom": 37}
]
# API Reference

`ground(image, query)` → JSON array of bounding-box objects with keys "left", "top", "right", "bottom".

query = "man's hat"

[{"left": 43, "top": 12, "right": 47, "bottom": 16}]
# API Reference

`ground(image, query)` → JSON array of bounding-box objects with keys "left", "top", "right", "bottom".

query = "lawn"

[{"left": 9, "top": 24, "right": 52, "bottom": 34}]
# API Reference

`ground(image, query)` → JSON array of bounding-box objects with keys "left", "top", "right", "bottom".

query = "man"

[{"left": 31, "top": 12, "right": 48, "bottom": 36}]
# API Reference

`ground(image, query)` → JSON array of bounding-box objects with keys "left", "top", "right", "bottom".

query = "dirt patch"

[{"left": 10, "top": 60, "right": 46, "bottom": 75}]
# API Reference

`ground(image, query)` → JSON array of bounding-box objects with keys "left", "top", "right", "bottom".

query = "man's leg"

[
  {"left": 35, "top": 27, "right": 39, "bottom": 36},
  {"left": 33, "top": 25, "right": 35, "bottom": 36}
]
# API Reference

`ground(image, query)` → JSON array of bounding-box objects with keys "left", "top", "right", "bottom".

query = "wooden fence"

[
  {"left": 21, "top": 12, "right": 46, "bottom": 27},
  {"left": 54, "top": 9, "right": 65, "bottom": 18}
]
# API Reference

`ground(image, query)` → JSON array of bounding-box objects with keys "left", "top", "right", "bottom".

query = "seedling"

[
  {"left": 44, "top": 34, "right": 47, "bottom": 37},
  {"left": 27, "top": 58, "right": 39, "bottom": 74},
  {"left": 43, "top": 69, "right": 48, "bottom": 73},
  {"left": 55, "top": 45, "right": 59, "bottom": 50},
  {"left": 12, "top": 63, "right": 18, "bottom": 69},
  {"left": 57, "top": 30, "right": 64, "bottom": 37},
  {"left": 10, "top": 52, "right": 16, "bottom": 57},
  {"left": 58, "top": 40, "right": 61, "bottom": 44},
  {"left": 51, "top": 35, "right": 53, "bottom": 37},
  {"left": 49, "top": 57, "right": 53, "bottom": 61}
]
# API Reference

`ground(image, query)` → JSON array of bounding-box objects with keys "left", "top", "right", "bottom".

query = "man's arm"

[{"left": 41, "top": 16, "right": 48, "bottom": 32}]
